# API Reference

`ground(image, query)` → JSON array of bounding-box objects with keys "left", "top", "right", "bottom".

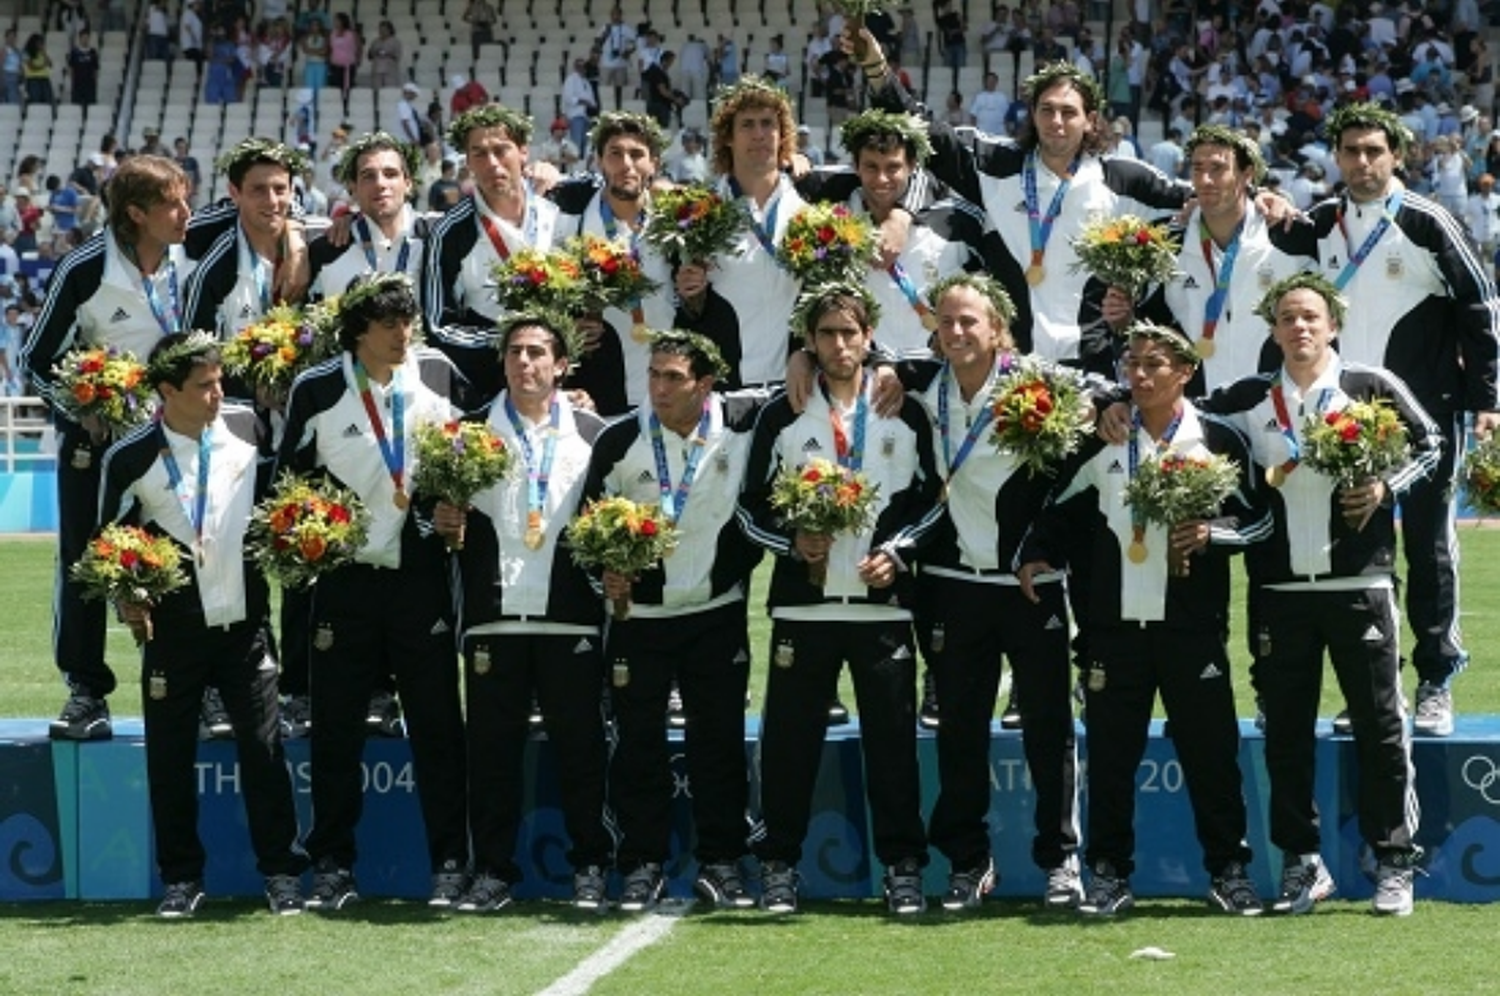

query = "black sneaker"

[
  {"left": 307, "top": 861, "right": 358, "bottom": 911},
  {"left": 456, "top": 873, "right": 513, "bottom": 913},
  {"left": 666, "top": 683, "right": 686, "bottom": 730},
  {"left": 760, "top": 860, "right": 799, "bottom": 914},
  {"left": 199, "top": 686, "right": 233, "bottom": 740},
  {"left": 942, "top": 857, "right": 996, "bottom": 911},
  {"left": 1272, "top": 852, "right": 1335, "bottom": 915},
  {"left": 883, "top": 857, "right": 926, "bottom": 915},
  {"left": 1207, "top": 861, "right": 1263, "bottom": 916},
  {"left": 264, "top": 874, "right": 304, "bottom": 916},
  {"left": 279, "top": 693, "right": 311, "bottom": 739},
  {"left": 999, "top": 688, "right": 1022, "bottom": 730},
  {"left": 695, "top": 861, "right": 754, "bottom": 909},
  {"left": 619, "top": 863, "right": 665, "bottom": 912},
  {"left": 51, "top": 692, "right": 111, "bottom": 741},
  {"left": 1331, "top": 709, "right": 1353, "bottom": 736},
  {"left": 1079, "top": 862, "right": 1134, "bottom": 917},
  {"left": 528, "top": 694, "right": 544, "bottom": 731},
  {"left": 827, "top": 698, "right": 850, "bottom": 726},
  {"left": 919, "top": 670, "right": 939, "bottom": 730},
  {"left": 157, "top": 880, "right": 205, "bottom": 918},
  {"left": 573, "top": 864, "right": 608, "bottom": 912},
  {"left": 429, "top": 859, "right": 468, "bottom": 907},
  {"left": 366, "top": 691, "right": 404, "bottom": 738}
]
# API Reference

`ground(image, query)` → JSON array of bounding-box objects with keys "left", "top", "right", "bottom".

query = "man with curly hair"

[
  {"left": 423, "top": 105, "right": 565, "bottom": 399},
  {"left": 1198, "top": 272, "right": 1442, "bottom": 917},
  {"left": 1274, "top": 102, "right": 1500, "bottom": 738}
]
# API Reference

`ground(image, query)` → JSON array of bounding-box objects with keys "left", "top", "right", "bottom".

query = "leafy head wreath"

[
  {"left": 839, "top": 109, "right": 934, "bottom": 167},
  {"left": 335, "top": 130, "right": 424, "bottom": 189},
  {"left": 147, "top": 329, "right": 221, "bottom": 386},
  {"left": 447, "top": 103, "right": 535, "bottom": 152},
  {"left": 647, "top": 328, "right": 731, "bottom": 379},
  {"left": 215, "top": 136, "right": 312, "bottom": 179}
]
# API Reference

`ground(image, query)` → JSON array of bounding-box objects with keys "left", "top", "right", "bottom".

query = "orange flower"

[
  {"left": 299, "top": 534, "right": 328, "bottom": 561},
  {"left": 73, "top": 382, "right": 97, "bottom": 405}
]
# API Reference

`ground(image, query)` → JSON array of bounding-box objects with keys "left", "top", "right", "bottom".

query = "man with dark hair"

[
  {"left": 22, "top": 154, "right": 194, "bottom": 741},
  {"left": 433, "top": 311, "right": 612, "bottom": 913},
  {"left": 1200, "top": 272, "right": 1441, "bottom": 917},
  {"left": 642, "top": 50, "right": 679, "bottom": 129},
  {"left": 736, "top": 282, "right": 943, "bottom": 916},
  {"left": 1277, "top": 102, "right": 1500, "bottom": 737},
  {"left": 581, "top": 330, "right": 765, "bottom": 911},
  {"left": 311, "top": 131, "right": 426, "bottom": 294},
  {"left": 98, "top": 331, "right": 308, "bottom": 918},
  {"left": 423, "top": 105, "right": 564, "bottom": 400},
  {"left": 275, "top": 272, "right": 471, "bottom": 911},
  {"left": 1019, "top": 320, "right": 1269, "bottom": 918}
]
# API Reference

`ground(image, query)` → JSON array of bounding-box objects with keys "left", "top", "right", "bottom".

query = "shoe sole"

[
  {"left": 1413, "top": 721, "right": 1454, "bottom": 737},
  {"left": 1044, "top": 891, "right": 1082, "bottom": 909},
  {"left": 761, "top": 902, "right": 797, "bottom": 914},
  {"left": 1208, "top": 897, "right": 1264, "bottom": 916},
  {"left": 1273, "top": 883, "right": 1335, "bottom": 915},
  {"left": 456, "top": 898, "right": 513, "bottom": 913},
  {"left": 1078, "top": 898, "right": 1134, "bottom": 916},
  {"left": 694, "top": 881, "right": 753, "bottom": 908},
  {"left": 918, "top": 716, "right": 939, "bottom": 731},
  {"left": 50, "top": 724, "right": 112, "bottom": 741},
  {"left": 1372, "top": 900, "right": 1413, "bottom": 916}
]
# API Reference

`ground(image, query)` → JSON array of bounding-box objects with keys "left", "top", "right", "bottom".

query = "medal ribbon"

[
  {"left": 1333, "top": 190, "right": 1404, "bottom": 291},
  {"left": 728, "top": 176, "right": 784, "bottom": 270},
  {"left": 1269, "top": 375, "right": 1334, "bottom": 478},
  {"left": 888, "top": 258, "right": 935, "bottom": 326},
  {"left": 241, "top": 225, "right": 280, "bottom": 313},
  {"left": 353, "top": 361, "right": 406, "bottom": 497},
  {"left": 1198, "top": 217, "right": 1243, "bottom": 351},
  {"left": 1023, "top": 152, "right": 1080, "bottom": 275},
  {"left": 159, "top": 424, "right": 211, "bottom": 557},
  {"left": 821, "top": 374, "right": 868, "bottom": 471},
  {"left": 478, "top": 187, "right": 539, "bottom": 262},
  {"left": 124, "top": 242, "right": 181, "bottom": 336},
  {"left": 939, "top": 352, "right": 1012, "bottom": 480},
  {"left": 504, "top": 393, "right": 560, "bottom": 536},
  {"left": 355, "top": 215, "right": 413, "bottom": 275},
  {"left": 648, "top": 400, "right": 712, "bottom": 524}
]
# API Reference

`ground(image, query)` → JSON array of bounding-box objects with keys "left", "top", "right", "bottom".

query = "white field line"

[{"left": 535, "top": 899, "right": 693, "bottom": 996}]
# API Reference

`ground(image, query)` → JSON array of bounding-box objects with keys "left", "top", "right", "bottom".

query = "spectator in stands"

[
  {"left": 259, "top": 18, "right": 293, "bottom": 88},
  {"left": 643, "top": 50, "right": 680, "bottom": 129},
  {"left": 635, "top": 27, "right": 663, "bottom": 81},
  {"left": 394, "top": 81, "right": 426, "bottom": 147},
  {"left": 1, "top": 29, "right": 20, "bottom": 104},
  {"left": 533, "top": 117, "right": 581, "bottom": 171},
  {"left": 173, "top": 139, "right": 201, "bottom": 204},
  {"left": 678, "top": 33, "right": 710, "bottom": 102},
  {"left": 713, "top": 33, "right": 738, "bottom": 88},
  {"left": 22, "top": 34, "right": 54, "bottom": 108},
  {"left": 763, "top": 34, "right": 789, "bottom": 86},
  {"left": 366, "top": 20, "right": 401, "bottom": 90},
  {"left": 146, "top": 0, "right": 171, "bottom": 61},
  {"left": 1148, "top": 126, "right": 1185, "bottom": 178},
  {"left": 450, "top": 72, "right": 489, "bottom": 118},
  {"left": 937, "top": 0, "right": 967, "bottom": 70},
  {"left": 300, "top": 18, "right": 328, "bottom": 93},
  {"left": 418, "top": 138, "right": 444, "bottom": 191},
  {"left": 328, "top": 12, "right": 360, "bottom": 99},
  {"left": 179, "top": 0, "right": 204, "bottom": 74},
  {"left": 47, "top": 173, "right": 77, "bottom": 254},
  {"left": 15, "top": 155, "right": 42, "bottom": 197},
  {"left": 1468, "top": 173, "right": 1500, "bottom": 266},
  {"left": 140, "top": 128, "right": 165, "bottom": 157},
  {"left": 205, "top": 25, "right": 239, "bottom": 104},
  {"left": 667, "top": 128, "right": 708, "bottom": 182},
  {"left": 428, "top": 158, "right": 460, "bottom": 211},
  {"left": 12, "top": 189, "right": 40, "bottom": 253},
  {"left": 597, "top": 6, "right": 637, "bottom": 103},
  {"left": 231, "top": 16, "right": 255, "bottom": 101},
  {"left": 968, "top": 72, "right": 1010, "bottom": 135},
  {"left": 461, "top": 0, "right": 499, "bottom": 63},
  {"left": 65, "top": 26, "right": 97, "bottom": 106},
  {"left": 0, "top": 302, "right": 21, "bottom": 395},
  {"left": 561, "top": 59, "right": 596, "bottom": 154},
  {"left": 295, "top": 0, "right": 331, "bottom": 38}
]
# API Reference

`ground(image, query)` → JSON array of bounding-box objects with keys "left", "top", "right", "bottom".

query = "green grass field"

[{"left": 2, "top": 532, "right": 1500, "bottom": 995}]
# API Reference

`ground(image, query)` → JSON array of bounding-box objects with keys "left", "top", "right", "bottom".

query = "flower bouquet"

[
  {"left": 1122, "top": 451, "right": 1238, "bottom": 576},
  {"left": 641, "top": 185, "right": 749, "bottom": 266},
  {"left": 988, "top": 358, "right": 1092, "bottom": 476},
  {"left": 1070, "top": 214, "right": 1179, "bottom": 298},
  {"left": 569, "top": 232, "right": 661, "bottom": 342},
  {"left": 1463, "top": 433, "right": 1500, "bottom": 517},
  {"left": 70, "top": 523, "right": 190, "bottom": 644},
  {"left": 411, "top": 419, "right": 513, "bottom": 550},
  {"left": 491, "top": 245, "right": 588, "bottom": 314},
  {"left": 768, "top": 456, "right": 879, "bottom": 586},
  {"left": 221, "top": 302, "right": 340, "bottom": 401},
  {"left": 52, "top": 346, "right": 156, "bottom": 435},
  {"left": 780, "top": 203, "right": 878, "bottom": 284},
  {"left": 567, "top": 496, "right": 679, "bottom": 619},
  {"left": 247, "top": 473, "right": 371, "bottom": 588},
  {"left": 1301, "top": 399, "right": 1410, "bottom": 526}
]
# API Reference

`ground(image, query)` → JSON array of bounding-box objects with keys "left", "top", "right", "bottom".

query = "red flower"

[
  {"left": 529, "top": 270, "right": 546, "bottom": 285},
  {"left": 601, "top": 257, "right": 620, "bottom": 275},
  {"left": 640, "top": 519, "right": 658, "bottom": 537},
  {"left": 817, "top": 225, "right": 836, "bottom": 243},
  {"left": 803, "top": 468, "right": 822, "bottom": 483},
  {"left": 328, "top": 504, "right": 351, "bottom": 524},
  {"left": 121, "top": 550, "right": 140, "bottom": 569},
  {"left": 1339, "top": 421, "right": 1361, "bottom": 442},
  {"left": 79, "top": 356, "right": 104, "bottom": 374},
  {"left": 1135, "top": 230, "right": 1152, "bottom": 245}
]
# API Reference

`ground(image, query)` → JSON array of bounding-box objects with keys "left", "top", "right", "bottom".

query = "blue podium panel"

[
  {"left": 0, "top": 724, "right": 64, "bottom": 900},
  {"left": 66, "top": 735, "right": 152, "bottom": 900}
]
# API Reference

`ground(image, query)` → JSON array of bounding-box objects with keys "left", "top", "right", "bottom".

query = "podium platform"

[{"left": 4, "top": 717, "right": 1500, "bottom": 903}]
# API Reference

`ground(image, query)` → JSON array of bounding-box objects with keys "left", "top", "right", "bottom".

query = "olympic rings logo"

[{"left": 1461, "top": 755, "right": 1500, "bottom": 805}]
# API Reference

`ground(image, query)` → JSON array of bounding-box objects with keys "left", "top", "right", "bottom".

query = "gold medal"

[
  {"left": 1266, "top": 464, "right": 1287, "bottom": 488},
  {"left": 631, "top": 323, "right": 651, "bottom": 344},
  {"left": 1197, "top": 337, "right": 1216, "bottom": 359},
  {"left": 524, "top": 525, "right": 545, "bottom": 550},
  {"left": 919, "top": 310, "right": 938, "bottom": 331},
  {"left": 1127, "top": 540, "right": 1148, "bottom": 564},
  {"left": 473, "top": 646, "right": 491, "bottom": 675},
  {"left": 1025, "top": 263, "right": 1046, "bottom": 287},
  {"left": 393, "top": 490, "right": 409, "bottom": 510},
  {"left": 149, "top": 673, "right": 167, "bottom": 700}
]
